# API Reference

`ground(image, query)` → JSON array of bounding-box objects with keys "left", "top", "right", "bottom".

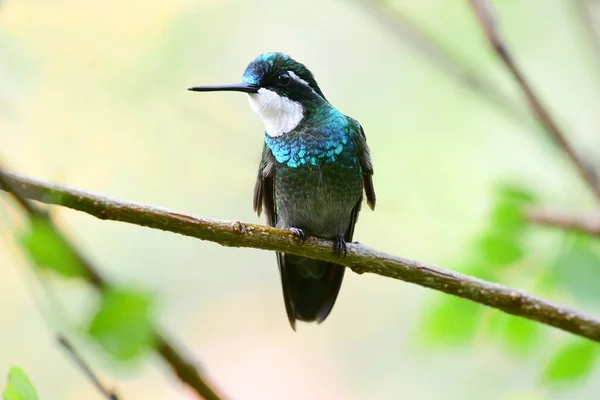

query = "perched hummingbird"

[{"left": 189, "top": 52, "right": 375, "bottom": 329}]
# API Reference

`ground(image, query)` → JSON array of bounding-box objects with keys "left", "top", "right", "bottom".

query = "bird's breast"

[{"left": 274, "top": 161, "right": 363, "bottom": 237}]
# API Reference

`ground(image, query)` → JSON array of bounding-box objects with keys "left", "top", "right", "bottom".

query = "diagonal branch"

[
  {"left": 0, "top": 170, "right": 226, "bottom": 400},
  {"left": 526, "top": 206, "right": 600, "bottom": 237},
  {"left": 2, "top": 170, "right": 600, "bottom": 344},
  {"left": 355, "top": 0, "right": 531, "bottom": 127},
  {"left": 577, "top": 0, "right": 600, "bottom": 75},
  {"left": 468, "top": 0, "right": 600, "bottom": 202}
]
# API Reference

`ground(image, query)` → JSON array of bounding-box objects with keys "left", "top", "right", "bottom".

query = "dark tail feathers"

[{"left": 278, "top": 253, "right": 345, "bottom": 330}]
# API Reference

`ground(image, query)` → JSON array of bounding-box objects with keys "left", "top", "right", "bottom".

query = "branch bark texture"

[{"left": 2, "top": 170, "right": 600, "bottom": 343}]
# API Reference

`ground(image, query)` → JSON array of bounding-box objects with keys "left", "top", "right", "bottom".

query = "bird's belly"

[{"left": 274, "top": 164, "right": 363, "bottom": 238}]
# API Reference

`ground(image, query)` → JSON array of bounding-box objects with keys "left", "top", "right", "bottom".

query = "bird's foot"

[
  {"left": 289, "top": 227, "right": 307, "bottom": 242},
  {"left": 333, "top": 235, "right": 347, "bottom": 259}
]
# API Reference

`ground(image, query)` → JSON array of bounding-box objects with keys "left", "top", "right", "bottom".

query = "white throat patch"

[{"left": 247, "top": 88, "right": 304, "bottom": 137}]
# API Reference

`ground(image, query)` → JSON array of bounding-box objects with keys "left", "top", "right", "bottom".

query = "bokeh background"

[{"left": 2, "top": 0, "right": 600, "bottom": 399}]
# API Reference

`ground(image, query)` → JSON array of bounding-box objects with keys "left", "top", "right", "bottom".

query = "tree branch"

[
  {"left": 57, "top": 335, "right": 119, "bottom": 400},
  {"left": 0, "top": 170, "right": 226, "bottom": 400},
  {"left": 2, "top": 170, "right": 600, "bottom": 344},
  {"left": 577, "top": 0, "right": 600, "bottom": 75},
  {"left": 468, "top": 0, "right": 600, "bottom": 202},
  {"left": 526, "top": 206, "right": 600, "bottom": 237},
  {"left": 355, "top": 0, "right": 531, "bottom": 127}
]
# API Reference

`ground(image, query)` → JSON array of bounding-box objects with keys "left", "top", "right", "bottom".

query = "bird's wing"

[
  {"left": 349, "top": 117, "right": 376, "bottom": 211},
  {"left": 253, "top": 144, "right": 299, "bottom": 328},
  {"left": 253, "top": 143, "right": 277, "bottom": 226}
]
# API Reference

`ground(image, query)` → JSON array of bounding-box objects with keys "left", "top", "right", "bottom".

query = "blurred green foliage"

[
  {"left": 2, "top": 367, "right": 38, "bottom": 400},
  {"left": 88, "top": 287, "right": 156, "bottom": 361},
  {"left": 420, "top": 183, "right": 600, "bottom": 384},
  {"left": 420, "top": 185, "right": 533, "bottom": 347},
  {"left": 20, "top": 217, "right": 86, "bottom": 279},
  {"left": 488, "top": 312, "right": 541, "bottom": 355},
  {"left": 474, "top": 186, "right": 536, "bottom": 267},
  {"left": 552, "top": 235, "right": 600, "bottom": 307},
  {"left": 543, "top": 339, "right": 600, "bottom": 384},
  {"left": 18, "top": 215, "right": 157, "bottom": 361},
  {"left": 422, "top": 296, "right": 482, "bottom": 345}
]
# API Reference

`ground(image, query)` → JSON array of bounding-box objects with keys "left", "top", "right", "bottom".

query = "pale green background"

[{"left": 1, "top": 0, "right": 600, "bottom": 399}]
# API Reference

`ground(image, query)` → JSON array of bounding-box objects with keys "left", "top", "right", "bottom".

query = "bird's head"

[{"left": 189, "top": 52, "right": 327, "bottom": 137}]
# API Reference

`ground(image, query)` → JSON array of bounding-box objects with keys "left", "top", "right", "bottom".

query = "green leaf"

[
  {"left": 494, "top": 184, "right": 537, "bottom": 205},
  {"left": 502, "top": 316, "right": 541, "bottom": 352},
  {"left": 421, "top": 296, "right": 483, "bottom": 345},
  {"left": 490, "top": 184, "right": 536, "bottom": 234},
  {"left": 491, "top": 200, "right": 525, "bottom": 233},
  {"left": 88, "top": 288, "right": 156, "bottom": 361},
  {"left": 460, "top": 261, "right": 498, "bottom": 281},
  {"left": 20, "top": 217, "right": 86, "bottom": 278},
  {"left": 473, "top": 230, "right": 524, "bottom": 266},
  {"left": 543, "top": 339, "right": 599, "bottom": 384},
  {"left": 423, "top": 183, "right": 536, "bottom": 349},
  {"left": 488, "top": 313, "right": 541, "bottom": 354},
  {"left": 553, "top": 235, "right": 600, "bottom": 306},
  {"left": 2, "top": 367, "right": 38, "bottom": 400},
  {"left": 469, "top": 185, "right": 535, "bottom": 268}
]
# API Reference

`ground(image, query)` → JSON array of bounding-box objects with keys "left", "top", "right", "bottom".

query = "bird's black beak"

[{"left": 187, "top": 83, "right": 259, "bottom": 94}]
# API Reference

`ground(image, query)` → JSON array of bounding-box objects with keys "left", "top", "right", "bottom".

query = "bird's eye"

[{"left": 277, "top": 73, "right": 291, "bottom": 86}]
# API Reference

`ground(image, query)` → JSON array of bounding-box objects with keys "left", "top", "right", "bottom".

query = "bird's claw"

[
  {"left": 334, "top": 235, "right": 347, "bottom": 259},
  {"left": 289, "top": 227, "right": 307, "bottom": 242}
]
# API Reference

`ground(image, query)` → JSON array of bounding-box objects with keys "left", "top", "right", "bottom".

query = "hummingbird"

[{"left": 189, "top": 52, "right": 375, "bottom": 329}]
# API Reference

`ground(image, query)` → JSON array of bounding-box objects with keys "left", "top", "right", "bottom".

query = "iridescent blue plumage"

[
  {"left": 242, "top": 53, "right": 286, "bottom": 86},
  {"left": 242, "top": 52, "right": 327, "bottom": 99},
  {"left": 265, "top": 107, "right": 358, "bottom": 168}
]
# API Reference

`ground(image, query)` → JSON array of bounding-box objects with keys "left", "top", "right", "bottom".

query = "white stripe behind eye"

[{"left": 288, "top": 71, "right": 310, "bottom": 87}]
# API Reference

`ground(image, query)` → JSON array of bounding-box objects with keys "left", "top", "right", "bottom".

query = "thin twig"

[
  {"left": 0, "top": 170, "right": 226, "bottom": 400},
  {"left": 58, "top": 335, "right": 119, "bottom": 400},
  {"left": 2, "top": 170, "right": 600, "bottom": 343},
  {"left": 577, "top": 0, "right": 600, "bottom": 74},
  {"left": 526, "top": 206, "right": 600, "bottom": 237},
  {"left": 0, "top": 207, "right": 120, "bottom": 400},
  {"left": 355, "top": 0, "right": 531, "bottom": 126},
  {"left": 468, "top": 0, "right": 600, "bottom": 202}
]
